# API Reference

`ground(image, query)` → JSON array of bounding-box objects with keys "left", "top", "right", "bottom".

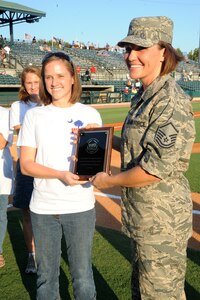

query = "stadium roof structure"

[{"left": 0, "top": 0, "right": 46, "bottom": 43}]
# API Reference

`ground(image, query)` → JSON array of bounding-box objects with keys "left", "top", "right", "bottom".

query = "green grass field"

[
  {"left": 97, "top": 103, "right": 200, "bottom": 143},
  {"left": 1, "top": 211, "right": 200, "bottom": 300},
  {"left": 192, "top": 102, "right": 200, "bottom": 112},
  {"left": 97, "top": 107, "right": 129, "bottom": 124},
  {"left": 1, "top": 104, "right": 199, "bottom": 299},
  {"left": 194, "top": 119, "right": 200, "bottom": 143},
  {"left": 185, "top": 153, "right": 200, "bottom": 193}
]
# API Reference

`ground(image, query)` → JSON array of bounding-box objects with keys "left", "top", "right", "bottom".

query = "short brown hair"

[
  {"left": 18, "top": 66, "right": 41, "bottom": 102},
  {"left": 40, "top": 52, "right": 82, "bottom": 106},
  {"left": 159, "top": 42, "right": 184, "bottom": 76}
]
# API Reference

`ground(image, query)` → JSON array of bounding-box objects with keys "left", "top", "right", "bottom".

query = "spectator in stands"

[
  {"left": 124, "top": 74, "right": 132, "bottom": 94},
  {"left": 126, "top": 78, "right": 132, "bottom": 89},
  {"left": 10, "top": 66, "right": 42, "bottom": 274},
  {"left": 42, "top": 39, "right": 50, "bottom": 52},
  {"left": 182, "top": 69, "right": 187, "bottom": 81},
  {"left": 4, "top": 45, "right": 11, "bottom": 62},
  {"left": 126, "top": 78, "right": 133, "bottom": 94},
  {"left": 91, "top": 16, "right": 196, "bottom": 299},
  {"left": 32, "top": 36, "right": 37, "bottom": 44},
  {"left": 19, "top": 52, "right": 102, "bottom": 299},
  {"left": 58, "top": 39, "right": 62, "bottom": 49},
  {"left": 105, "top": 43, "right": 110, "bottom": 51},
  {"left": 90, "top": 66, "right": 96, "bottom": 74},
  {"left": 186, "top": 73, "right": 191, "bottom": 81},
  {"left": 76, "top": 65, "right": 81, "bottom": 75},
  {"left": 0, "top": 35, "right": 4, "bottom": 45},
  {"left": 85, "top": 67, "right": 91, "bottom": 82},
  {"left": 131, "top": 86, "right": 137, "bottom": 94},
  {"left": 0, "top": 44, "right": 6, "bottom": 68},
  {"left": 0, "top": 106, "right": 14, "bottom": 268},
  {"left": 123, "top": 86, "right": 129, "bottom": 94},
  {"left": 135, "top": 78, "right": 141, "bottom": 90},
  {"left": 90, "top": 66, "right": 97, "bottom": 80},
  {"left": 4, "top": 44, "right": 11, "bottom": 55},
  {"left": 188, "top": 70, "right": 193, "bottom": 81}
]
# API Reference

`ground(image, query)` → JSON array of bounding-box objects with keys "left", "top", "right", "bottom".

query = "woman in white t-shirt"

[
  {"left": 0, "top": 106, "right": 14, "bottom": 268},
  {"left": 19, "top": 52, "right": 102, "bottom": 299},
  {"left": 10, "top": 66, "right": 41, "bottom": 274}
]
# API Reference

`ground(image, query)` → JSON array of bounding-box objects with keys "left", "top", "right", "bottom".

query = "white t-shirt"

[
  {"left": 19, "top": 102, "right": 102, "bottom": 215},
  {"left": 0, "top": 107, "right": 14, "bottom": 194},
  {"left": 10, "top": 100, "right": 39, "bottom": 157},
  {"left": 10, "top": 100, "right": 38, "bottom": 129},
  {"left": 4, "top": 46, "right": 11, "bottom": 55}
]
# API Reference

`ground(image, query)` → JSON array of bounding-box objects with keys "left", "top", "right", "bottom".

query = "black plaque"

[{"left": 74, "top": 127, "right": 114, "bottom": 180}]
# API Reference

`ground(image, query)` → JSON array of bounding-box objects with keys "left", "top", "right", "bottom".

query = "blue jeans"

[
  {"left": 0, "top": 195, "right": 9, "bottom": 254},
  {"left": 31, "top": 208, "right": 96, "bottom": 300}
]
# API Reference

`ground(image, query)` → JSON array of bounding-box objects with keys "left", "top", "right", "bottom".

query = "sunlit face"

[
  {"left": 44, "top": 59, "right": 74, "bottom": 106},
  {"left": 24, "top": 72, "right": 40, "bottom": 96},
  {"left": 124, "top": 44, "right": 165, "bottom": 89}
]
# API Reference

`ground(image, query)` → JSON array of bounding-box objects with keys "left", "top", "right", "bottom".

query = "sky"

[{"left": 0, "top": 0, "right": 200, "bottom": 54}]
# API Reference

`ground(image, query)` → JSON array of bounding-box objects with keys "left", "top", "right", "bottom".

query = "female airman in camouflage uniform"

[{"left": 92, "top": 16, "right": 196, "bottom": 299}]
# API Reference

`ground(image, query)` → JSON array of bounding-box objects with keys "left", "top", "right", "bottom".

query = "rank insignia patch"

[{"left": 154, "top": 122, "right": 178, "bottom": 148}]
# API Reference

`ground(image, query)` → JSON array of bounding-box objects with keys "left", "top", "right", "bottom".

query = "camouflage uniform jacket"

[{"left": 121, "top": 74, "right": 196, "bottom": 241}]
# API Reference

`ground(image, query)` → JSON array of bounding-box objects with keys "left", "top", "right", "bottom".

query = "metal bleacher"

[
  {"left": 0, "top": 74, "right": 20, "bottom": 85},
  {"left": 0, "top": 74, "right": 20, "bottom": 106},
  {"left": 177, "top": 80, "right": 200, "bottom": 97},
  {"left": 11, "top": 43, "right": 128, "bottom": 76}
]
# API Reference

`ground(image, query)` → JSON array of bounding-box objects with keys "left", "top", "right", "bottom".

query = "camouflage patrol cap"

[{"left": 118, "top": 16, "right": 173, "bottom": 48}]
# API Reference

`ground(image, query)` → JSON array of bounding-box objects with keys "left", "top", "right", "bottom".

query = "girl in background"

[{"left": 10, "top": 66, "right": 41, "bottom": 274}]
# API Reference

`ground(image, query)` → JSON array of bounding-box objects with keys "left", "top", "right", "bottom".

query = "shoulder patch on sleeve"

[{"left": 154, "top": 122, "right": 178, "bottom": 148}]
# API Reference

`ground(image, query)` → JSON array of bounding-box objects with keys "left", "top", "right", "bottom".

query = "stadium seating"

[
  {"left": 177, "top": 80, "right": 200, "bottom": 97},
  {"left": 177, "top": 80, "right": 200, "bottom": 90},
  {"left": 0, "top": 74, "right": 20, "bottom": 85},
  {"left": 11, "top": 43, "right": 128, "bottom": 75},
  {"left": 0, "top": 42, "right": 199, "bottom": 107}
]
